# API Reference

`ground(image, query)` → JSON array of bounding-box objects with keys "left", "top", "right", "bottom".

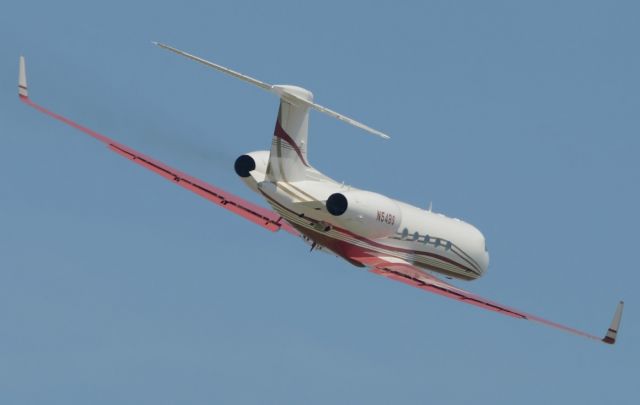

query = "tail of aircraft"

[
  {"left": 267, "top": 85, "right": 312, "bottom": 181},
  {"left": 153, "top": 42, "right": 389, "bottom": 182}
]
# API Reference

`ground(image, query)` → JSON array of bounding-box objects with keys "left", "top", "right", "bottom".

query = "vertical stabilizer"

[{"left": 267, "top": 85, "right": 313, "bottom": 181}]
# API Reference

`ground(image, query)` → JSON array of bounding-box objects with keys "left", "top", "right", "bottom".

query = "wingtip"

[
  {"left": 18, "top": 55, "right": 28, "bottom": 98},
  {"left": 602, "top": 300, "right": 624, "bottom": 345},
  {"left": 153, "top": 41, "right": 170, "bottom": 50}
]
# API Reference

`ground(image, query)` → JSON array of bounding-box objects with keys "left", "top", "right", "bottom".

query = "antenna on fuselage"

[{"left": 428, "top": 201, "right": 433, "bottom": 212}]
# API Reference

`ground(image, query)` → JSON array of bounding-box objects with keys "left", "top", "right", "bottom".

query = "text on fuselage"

[{"left": 376, "top": 211, "right": 396, "bottom": 225}]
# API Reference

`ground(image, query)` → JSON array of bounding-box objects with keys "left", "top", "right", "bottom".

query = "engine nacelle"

[
  {"left": 325, "top": 190, "right": 402, "bottom": 239},
  {"left": 234, "top": 150, "right": 270, "bottom": 193}
]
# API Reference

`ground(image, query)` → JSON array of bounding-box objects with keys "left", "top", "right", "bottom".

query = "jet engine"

[
  {"left": 234, "top": 150, "right": 270, "bottom": 192},
  {"left": 325, "top": 190, "right": 402, "bottom": 238}
]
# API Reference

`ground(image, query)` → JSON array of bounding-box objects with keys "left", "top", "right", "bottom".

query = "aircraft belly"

[
  {"left": 267, "top": 199, "right": 479, "bottom": 280},
  {"left": 255, "top": 180, "right": 481, "bottom": 280}
]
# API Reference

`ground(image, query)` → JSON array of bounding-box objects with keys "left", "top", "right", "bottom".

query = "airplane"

[{"left": 17, "top": 43, "right": 624, "bottom": 344}]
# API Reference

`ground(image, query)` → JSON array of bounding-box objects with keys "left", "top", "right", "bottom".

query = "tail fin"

[{"left": 267, "top": 85, "right": 312, "bottom": 181}]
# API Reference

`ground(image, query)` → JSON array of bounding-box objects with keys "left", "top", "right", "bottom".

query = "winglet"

[
  {"left": 18, "top": 56, "right": 28, "bottom": 98},
  {"left": 602, "top": 301, "right": 624, "bottom": 344}
]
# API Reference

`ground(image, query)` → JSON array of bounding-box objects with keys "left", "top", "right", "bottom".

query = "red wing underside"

[
  {"left": 367, "top": 260, "right": 623, "bottom": 344},
  {"left": 19, "top": 95, "right": 296, "bottom": 234}
]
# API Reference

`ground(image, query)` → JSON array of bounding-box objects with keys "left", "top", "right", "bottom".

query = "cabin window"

[
  {"left": 423, "top": 235, "right": 430, "bottom": 244},
  {"left": 434, "top": 239, "right": 441, "bottom": 248},
  {"left": 413, "top": 231, "right": 419, "bottom": 241},
  {"left": 401, "top": 228, "right": 409, "bottom": 239},
  {"left": 445, "top": 241, "right": 452, "bottom": 251}
]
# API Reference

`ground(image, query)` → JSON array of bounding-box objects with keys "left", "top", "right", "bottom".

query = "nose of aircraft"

[
  {"left": 470, "top": 226, "right": 490, "bottom": 276},
  {"left": 480, "top": 248, "right": 490, "bottom": 275},
  {"left": 456, "top": 220, "right": 490, "bottom": 277},
  {"left": 476, "top": 230, "right": 490, "bottom": 275}
]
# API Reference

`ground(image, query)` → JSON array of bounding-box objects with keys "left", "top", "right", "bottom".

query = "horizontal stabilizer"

[{"left": 154, "top": 42, "right": 390, "bottom": 139}]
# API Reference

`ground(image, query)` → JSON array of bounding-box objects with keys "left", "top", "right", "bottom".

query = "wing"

[
  {"left": 17, "top": 56, "right": 297, "bottom": 235},
  {"left": 364, "top": 256, "right": 623, "bottom": 345}
]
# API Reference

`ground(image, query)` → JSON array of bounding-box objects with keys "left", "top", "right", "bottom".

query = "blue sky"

[{"left": 1, "top": 1, "right": 638, "bottom": 404}]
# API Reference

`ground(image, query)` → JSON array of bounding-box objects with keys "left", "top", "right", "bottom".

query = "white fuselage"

[{"left": 238, "top": 150, "right": 489, "bottom": 281}]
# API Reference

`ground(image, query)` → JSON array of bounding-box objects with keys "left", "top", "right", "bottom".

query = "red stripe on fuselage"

[
  {"left": 292, "top": 221, "right": 477, "bottom": 280},
  {"left": 260, "top": 190, "right": 480, "bottom": 277}
]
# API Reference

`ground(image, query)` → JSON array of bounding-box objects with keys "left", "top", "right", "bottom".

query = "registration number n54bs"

[{"left": 376, "top": 211, "right": 396, "bottom": 225}]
